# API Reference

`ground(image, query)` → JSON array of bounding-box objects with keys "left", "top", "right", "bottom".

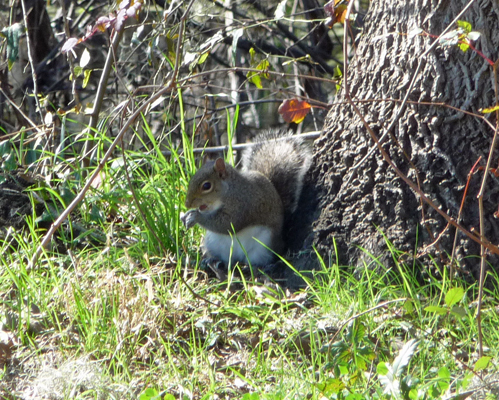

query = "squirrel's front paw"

[{"left": 181, "top": 209, "right": 199, "bottom": 229}]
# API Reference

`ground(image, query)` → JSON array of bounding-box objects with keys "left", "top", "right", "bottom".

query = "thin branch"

[
  {"left": 81, "top": 27, "right": 124, "bottom": 168},
  {"left": 476, "top": 60, "right": 499, "bottom": 358},
  {"left": 160, "top": 131, "right": 321, "bottom": 157},
  {"left": 0, "top": 87, "right": 41, "bottom": 133},
  {"left": 20, "top": 0, "right": 44, "bottom": 122},
  {"left": 169, "top": 0, "right": 197, "bottom": 88}
]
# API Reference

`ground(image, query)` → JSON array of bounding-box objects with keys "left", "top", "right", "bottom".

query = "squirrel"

[{"left": 181, "top": 130, "right": 312, "bottom": 267}]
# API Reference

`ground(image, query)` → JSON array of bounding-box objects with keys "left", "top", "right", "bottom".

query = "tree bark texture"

[{"left": 311, "top": 0, "right": 499, "bottom": 277}]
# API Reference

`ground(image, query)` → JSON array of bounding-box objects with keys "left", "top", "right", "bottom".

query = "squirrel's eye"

[{"left": 201, "top": 181, "right": 212, "bottom": 191}]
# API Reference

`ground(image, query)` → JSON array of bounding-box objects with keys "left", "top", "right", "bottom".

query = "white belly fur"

[{"left": 203, "top": 225, "right": 274, "bottom": 266}]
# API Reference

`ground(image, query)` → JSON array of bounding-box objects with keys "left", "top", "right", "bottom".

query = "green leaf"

[
  {"left": 450, "top": 305, "right": 467, "bottom": 319},
  {"left": 256, "top": 59, "right": 270, "bottom": 79},
  {"left": 198, "top": 51, "right": 210, "bottom": 65},
  {"left": 438, "top": 366, "right": 451, "bottom": 380},
  {"left": 461, "top": 371, "right": 474, "bottom": 389},
  {"left": 249, "top": 47, "right": 256, "bottom": 64},
  {"left": 424, "top": 305, "right": 448, "bottom": 315},
  {"left": 316, "top": 378, "right": 346, "bottom": 396},
  {"left": 139, "top": 388, "right": 160, "bottom": 400},
  {"left": 163, "top": 395, "right": 175, "bottom": 400},
  {"left": 241, "top": 393, "right": 260, "bottom": 400},
  {"left": 445, "top": 287, "right": 464, "bottom": 307},
  {"left": 403, "top": 299, "right": 414, "bottom": 314},
  {"left": 458, "top": 42, "right": 470, "bottom": 53},
  {"left": 408, "top": 388, "right": 418, "bottom": 400},
  {"left": 438, "top": 379, "right": 450, "bottom": 392},
  {"left": 73, "top": 65, "right": 83, "bottom": 78},
  {"left": 377, "top": 362, "right": 389, "bottom": 375},
  {"left": 480, "top": 105, "right": 499, "bottom": 114},
  {"left": 0, "top": 140, "right": 12, "bottom": 157},
  {"left": 247, "top": 72, "right": 262, "bottom": 88},
  {"left": 474, "top": 356, "right": 491, "bottom": 372},
  {"left": 83, "top": 69, "right": 92, "bottom": 89},
  {"left": 457, "top": 20, "right": 472, "bottom": 33},
  {"left": 350, "top": 322, "right": 366, "bottom": 344}
]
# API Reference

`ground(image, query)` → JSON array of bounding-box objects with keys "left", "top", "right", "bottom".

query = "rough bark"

[{"left": 311, "top": 0, "right": 499, "bottom": 277}]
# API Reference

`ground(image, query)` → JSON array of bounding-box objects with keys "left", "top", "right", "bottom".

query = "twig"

[
  {"left": 59, "top": 0, "right": 81, "bottom": 108},
  {"left": 449, "top": 157, "right": 482, "bottom": 278},
  {"left": 328, "top": 298, "right": 408, "bottom": 344},
  {"left": 160, "top": 131, "right": 321, "bottom": 157},
  {"left": 0, "top": 87, "right": 41, "bottom": 133},
  {"left": 81, "top": 27, "right": 124, "bottom": 168},
  {"left": 476, "top": 60, "right": 499, "bottom": 358},
  {"left": 19, "top": 0, "right": 44, "bottom": 122},
  {"left": 169, "top": 0, "right": 197, "bottom": 88}
]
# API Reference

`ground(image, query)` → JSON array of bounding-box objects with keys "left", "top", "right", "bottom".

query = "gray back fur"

[{"left": 241, "top": 130, "right": 312, "bottom": 214}]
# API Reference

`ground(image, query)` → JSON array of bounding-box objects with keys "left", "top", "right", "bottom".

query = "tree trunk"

[{"left": 311, "top": 0, "right": 499, "bottom": 277}]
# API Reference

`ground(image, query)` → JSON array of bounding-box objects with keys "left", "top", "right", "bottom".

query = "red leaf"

[
  {"left": 324, "top": 0, "right": 349, "bottom": 27},
  {"left": 278, "top": 99, "right": 311, "bottom": 123}
]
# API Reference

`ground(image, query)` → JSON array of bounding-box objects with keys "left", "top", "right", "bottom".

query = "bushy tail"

[{"left": 241, "top": 130, "right": 312, "bottom": 214}]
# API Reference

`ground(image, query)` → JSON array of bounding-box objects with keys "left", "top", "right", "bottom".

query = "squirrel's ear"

[{"left": 214, "top": 158, "right": 227, "bottom": 178}]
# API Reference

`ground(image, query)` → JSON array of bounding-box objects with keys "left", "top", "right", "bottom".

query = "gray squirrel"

[{"left": 181, "top": 130, "right": 312, "bottom": 267}]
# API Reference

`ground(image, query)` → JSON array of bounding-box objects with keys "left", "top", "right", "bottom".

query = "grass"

[{"left": 0, "top": 145, "right": 498, "bottom": 400}]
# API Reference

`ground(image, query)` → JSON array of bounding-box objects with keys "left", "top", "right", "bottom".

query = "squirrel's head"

[{"left": 184, "top": 158, "right": 229, "bottom": 213}]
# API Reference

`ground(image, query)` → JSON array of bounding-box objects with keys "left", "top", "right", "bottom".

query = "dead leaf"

[{"left": 278, "top": 99, "right": 311, "bottom": 123}]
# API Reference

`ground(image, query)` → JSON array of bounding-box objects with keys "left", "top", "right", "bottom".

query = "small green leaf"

[
  {"left": 438, "top": 379, "right": 450, "bottom": 392},
  {"left": 198, "top": 51, "right": 210, "bottom": 65},
  {"left": 403, "top": 299, "right": 414, "bottom": 314},
  {"left": 474, "top": 356, "right": 491, "bottom": 372},
  {"left": 424, "top": 306, "right": 448, "bottom": 315},
  {"left": 461, "top": 371, "right": 474, "bottom": 389},
  {"left": 450, "top": 305, "right": 467, "bottom": 319},
  {"left": 247, "top": 72, "right": 262, "bottom": 88},
  {"left": 458, "top": 42, "right": 470, "bottom": 52},
  {"left": 438, "top": 366, "right": 451, "bottom": 380},
  {"left": 408, "top": 388, "right": 418, "bottom": 400},
  {"left": 249, "top": 47, "right": 256, "bottom": 64},
  {"left": 479, "top": 105, "right": 499, "bottom": 114},
  {"left": 241, "top": 393, "right": 260, "bottom": 400},
  {"left": 445, "top": 287, "right": 464, "bottom": 307},
  {"left": 377, "top": 362, "right": 389, "bottom": 375},
  {"left": 139, "top": 388, "right": 159, "bottom": 400},
  {"left": 82, "top": 69, "right": 92, "bottom": 89},
  {"left": 457, "top": 20, "right": 472, "bottom": 34},
  {"left": 73, "top": 65, "right": 83, "bottom": 78},
  {"left": 256, "top": 59, "right": 270, "bottom": 79},
  {"left": 163, "top": 394, "right": 175, "bottom": 400}
]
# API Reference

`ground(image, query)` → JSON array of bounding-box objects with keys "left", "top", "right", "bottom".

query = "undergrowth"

[{"left": 0, "top": 150, "right": 497, "bottom": 399}]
